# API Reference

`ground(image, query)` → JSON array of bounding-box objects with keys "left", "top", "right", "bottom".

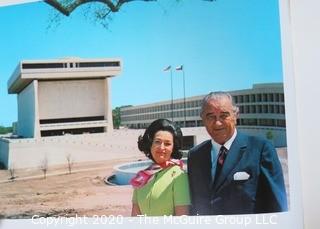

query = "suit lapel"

[
  {"left": 200, "top": 141, "right": 213, "bottom": 190},
  {"left": 212, "top": 132, "right": 248, "bottom": 192}
]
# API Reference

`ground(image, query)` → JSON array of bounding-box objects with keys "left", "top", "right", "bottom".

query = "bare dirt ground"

[
  {"left": 0, "top": 148, "right": 289, "bottom": 219},
  {"left": 0, "top": 156, "right": 144, "bottom": 219}
]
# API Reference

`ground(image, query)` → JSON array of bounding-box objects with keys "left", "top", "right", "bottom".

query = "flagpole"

[
  {"left": 170, "top": 68, "right": 174, "bottom": 122},
  {"left": 163, "top": 65, "right": 174, "bottom": 122},
  {"left": 182, "top": 67, "right": 186, "bottom": 127},
  {"left": 176, "top": 65, "right": 186, "bottom": 127}
]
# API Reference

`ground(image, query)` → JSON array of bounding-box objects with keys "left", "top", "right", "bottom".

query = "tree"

[
  {"left": 66, "top": 153, "right": 74, "bottom": 174},
  {"left": 0, "top": 126, "right": 13, "bottom": 135},
  {"left": 8, "top": 163, "right": 16, "bottom": 182},
  {"left": 266, "top": 130, "right": 274, "bottom": 141},
  {"left": 45, "top": 0, "right": 215, "bottom": 28},
  {"left": 113, "top": 105, "right": 132, "bottom": 129},
  {"left": 112, "top": 107, "right": 121, "bottom": 129},
  {"left": 40, "top": 156, "right": 49, "bottom": 179}
]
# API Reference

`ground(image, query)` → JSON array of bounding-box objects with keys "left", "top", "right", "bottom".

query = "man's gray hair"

[{"left": 200, "top": 91, "right": 239, "bottom": 116}]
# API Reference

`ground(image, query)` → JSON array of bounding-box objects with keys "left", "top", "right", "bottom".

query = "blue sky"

[{"left": 0, "top": 0, "right": 283, "bottom": 126}]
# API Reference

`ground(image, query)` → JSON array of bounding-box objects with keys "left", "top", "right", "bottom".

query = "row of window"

[
  {"left": 22, "top": 61, "right": 120, "bottom": 69},
  {"left": 121, "top": 93, "right": 285, "bottom": 116},
  {"left": 233, "top": 93, "right": 284, "bottom": 103},
  {"left": 39, "top": 116, "right": 104, "bottom": 124},
  {"left": 127, "top": 120, "right": 203, "bottom": 129},
  {"left": 239, "top": 104, "right": 285, "bottom": 114},
  {"left": 124, "top": 118, "right": 286, "bottom": 129},
  {"left": 121, "top": 109, "right": 200, "bottom": 122},
  {"left": 238, "top": 118, "right": 286, "bottom": 127},
  {"left": 40, "top": 127, "right": 105, "bottom": 137},
  {"left": 121, "top": 104, "right": 286, "bottom": 122},
  {"left": 121, "top": 102, "right": 285, "bottom": 117},
  {"left": 121, "top": 100, "right": 201, "bottom": 116}
]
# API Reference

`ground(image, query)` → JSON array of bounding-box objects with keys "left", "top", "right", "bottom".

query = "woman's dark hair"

[{"left": 137, "top": 119, "right": 183, "bottom": 161}]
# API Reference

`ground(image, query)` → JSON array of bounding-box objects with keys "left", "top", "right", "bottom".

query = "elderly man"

[{"left": 187, "top": 91, "right": 287, "bottom": 215}]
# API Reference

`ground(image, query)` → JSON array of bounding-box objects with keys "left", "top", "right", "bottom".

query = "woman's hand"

[
  {"left": 174, "top": 205, "right": 190, "bottom": 216},
  {"left": 131, "top": 203, "right": 142, "bottom": 216}
]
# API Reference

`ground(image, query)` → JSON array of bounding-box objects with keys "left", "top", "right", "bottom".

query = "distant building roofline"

[
  {"left": 121, "top": 82, "right": 284, "bottom": 110},
  {"left": 8, "top": 57, "right": 122, "bottom": 94}
]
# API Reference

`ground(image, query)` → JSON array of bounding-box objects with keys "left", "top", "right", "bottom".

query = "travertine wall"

[
  {"left": 17, "top": 81, "right": 38, "bottom": 138},
  {"left": 38, "top": 79, "right": 105, "bottom": 120}
]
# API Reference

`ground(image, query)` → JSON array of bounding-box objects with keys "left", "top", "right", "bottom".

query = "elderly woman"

[{"left": 130, "top": 119, "right": 190, "bottom": 216}]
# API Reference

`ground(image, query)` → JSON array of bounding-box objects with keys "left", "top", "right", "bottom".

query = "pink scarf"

[{"left": 130, "top": 159, "right": 184, "bottom": 188}]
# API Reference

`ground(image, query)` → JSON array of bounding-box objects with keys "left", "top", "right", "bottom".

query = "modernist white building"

[
  {"left": 120, "top": 83, "right": 287, "bottom": 147},
  {"left": 0, "top": 58, "right": 125, "bottom": 169},
  {"left": 8, "top": 58, "right": 122, "bottom": 138}
]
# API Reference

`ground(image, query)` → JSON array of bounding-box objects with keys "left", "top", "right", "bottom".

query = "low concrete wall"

[
  {"left": 1, "top": 130, "right": 144, "bottom": 169},
  {"left": 182, "top": 126, "right": 287, "bottom": 147},
  {"left": 0, "top": 127, "right": 286, "bottom": 169}
]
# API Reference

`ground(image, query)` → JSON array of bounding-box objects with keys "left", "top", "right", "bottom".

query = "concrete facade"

[
  {"left": 17, "top": 80, "right": 39, "bottom": 138},
  {"left": 7, "top": 58, "right": 121, "bottom": 138}
]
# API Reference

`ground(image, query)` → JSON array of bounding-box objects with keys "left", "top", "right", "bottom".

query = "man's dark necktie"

[{"left": 214, "top": 145, "right": 228, "bottom": 183}]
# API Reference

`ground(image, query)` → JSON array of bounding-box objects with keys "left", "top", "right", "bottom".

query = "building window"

[
  {"left": 256, "top": 105, "right": 262, "bottom": 113},
  {"left": 244, "top": 105, "right": 249, "bottom": 113},
  {"left": 245, "top": 95, "right": 249, "bottom": 103},
  {"left": 259, "top": 119, "right": 275, "bottom": 126},
  {"left": 241, "top": 118, "right": 258, "bottom": 126},
  {"left": 262, "top": 94, "right": 268, "bottom": 102},
  {"left": 277, "top": 119, "right": 286, "bottom": 127},
  {"left": 257, "top": 94, "right": 262, "bottom": 102},
  {"left": 250, "top": 94, "right": 256, "bottom": 103},
  {"left": 263, "top": 105, "right": 268, "bottom": 113},
  {"left": 269, "top": 105, "right": 274, "bottom": 113},
  {"left": 197, "top": 100, "right": 202, "bottom": 107},
  {"left": 233, "top": 96, "right": 238, "bottom": 103},
  {"left": 239, "top": 95, "right": 243, "bottom": 103},
  {"left": 269, "top": 93, "right": 274, "bottom": 102},
  {"left": 250, "top": 105, "right": 256, "bottom": 113},
  {"left": 196, "top": 120, "right": 203, "bottom": 126}
]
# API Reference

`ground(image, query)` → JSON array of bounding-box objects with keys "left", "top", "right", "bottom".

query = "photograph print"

[{"left": 0, "top": 0, "right": 289, "bottom": 219}]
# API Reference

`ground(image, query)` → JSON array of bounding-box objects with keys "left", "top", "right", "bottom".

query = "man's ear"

[{"left": 233, "top": 112, "right": 240, "bottom": 123}]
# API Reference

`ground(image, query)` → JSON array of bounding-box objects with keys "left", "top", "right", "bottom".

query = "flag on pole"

[
  {"left": 176, "top": 65, "right": 183, "bottom": 71},
  {"left": 163, "top": 65, "right": 171, "bottom": 71}
]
